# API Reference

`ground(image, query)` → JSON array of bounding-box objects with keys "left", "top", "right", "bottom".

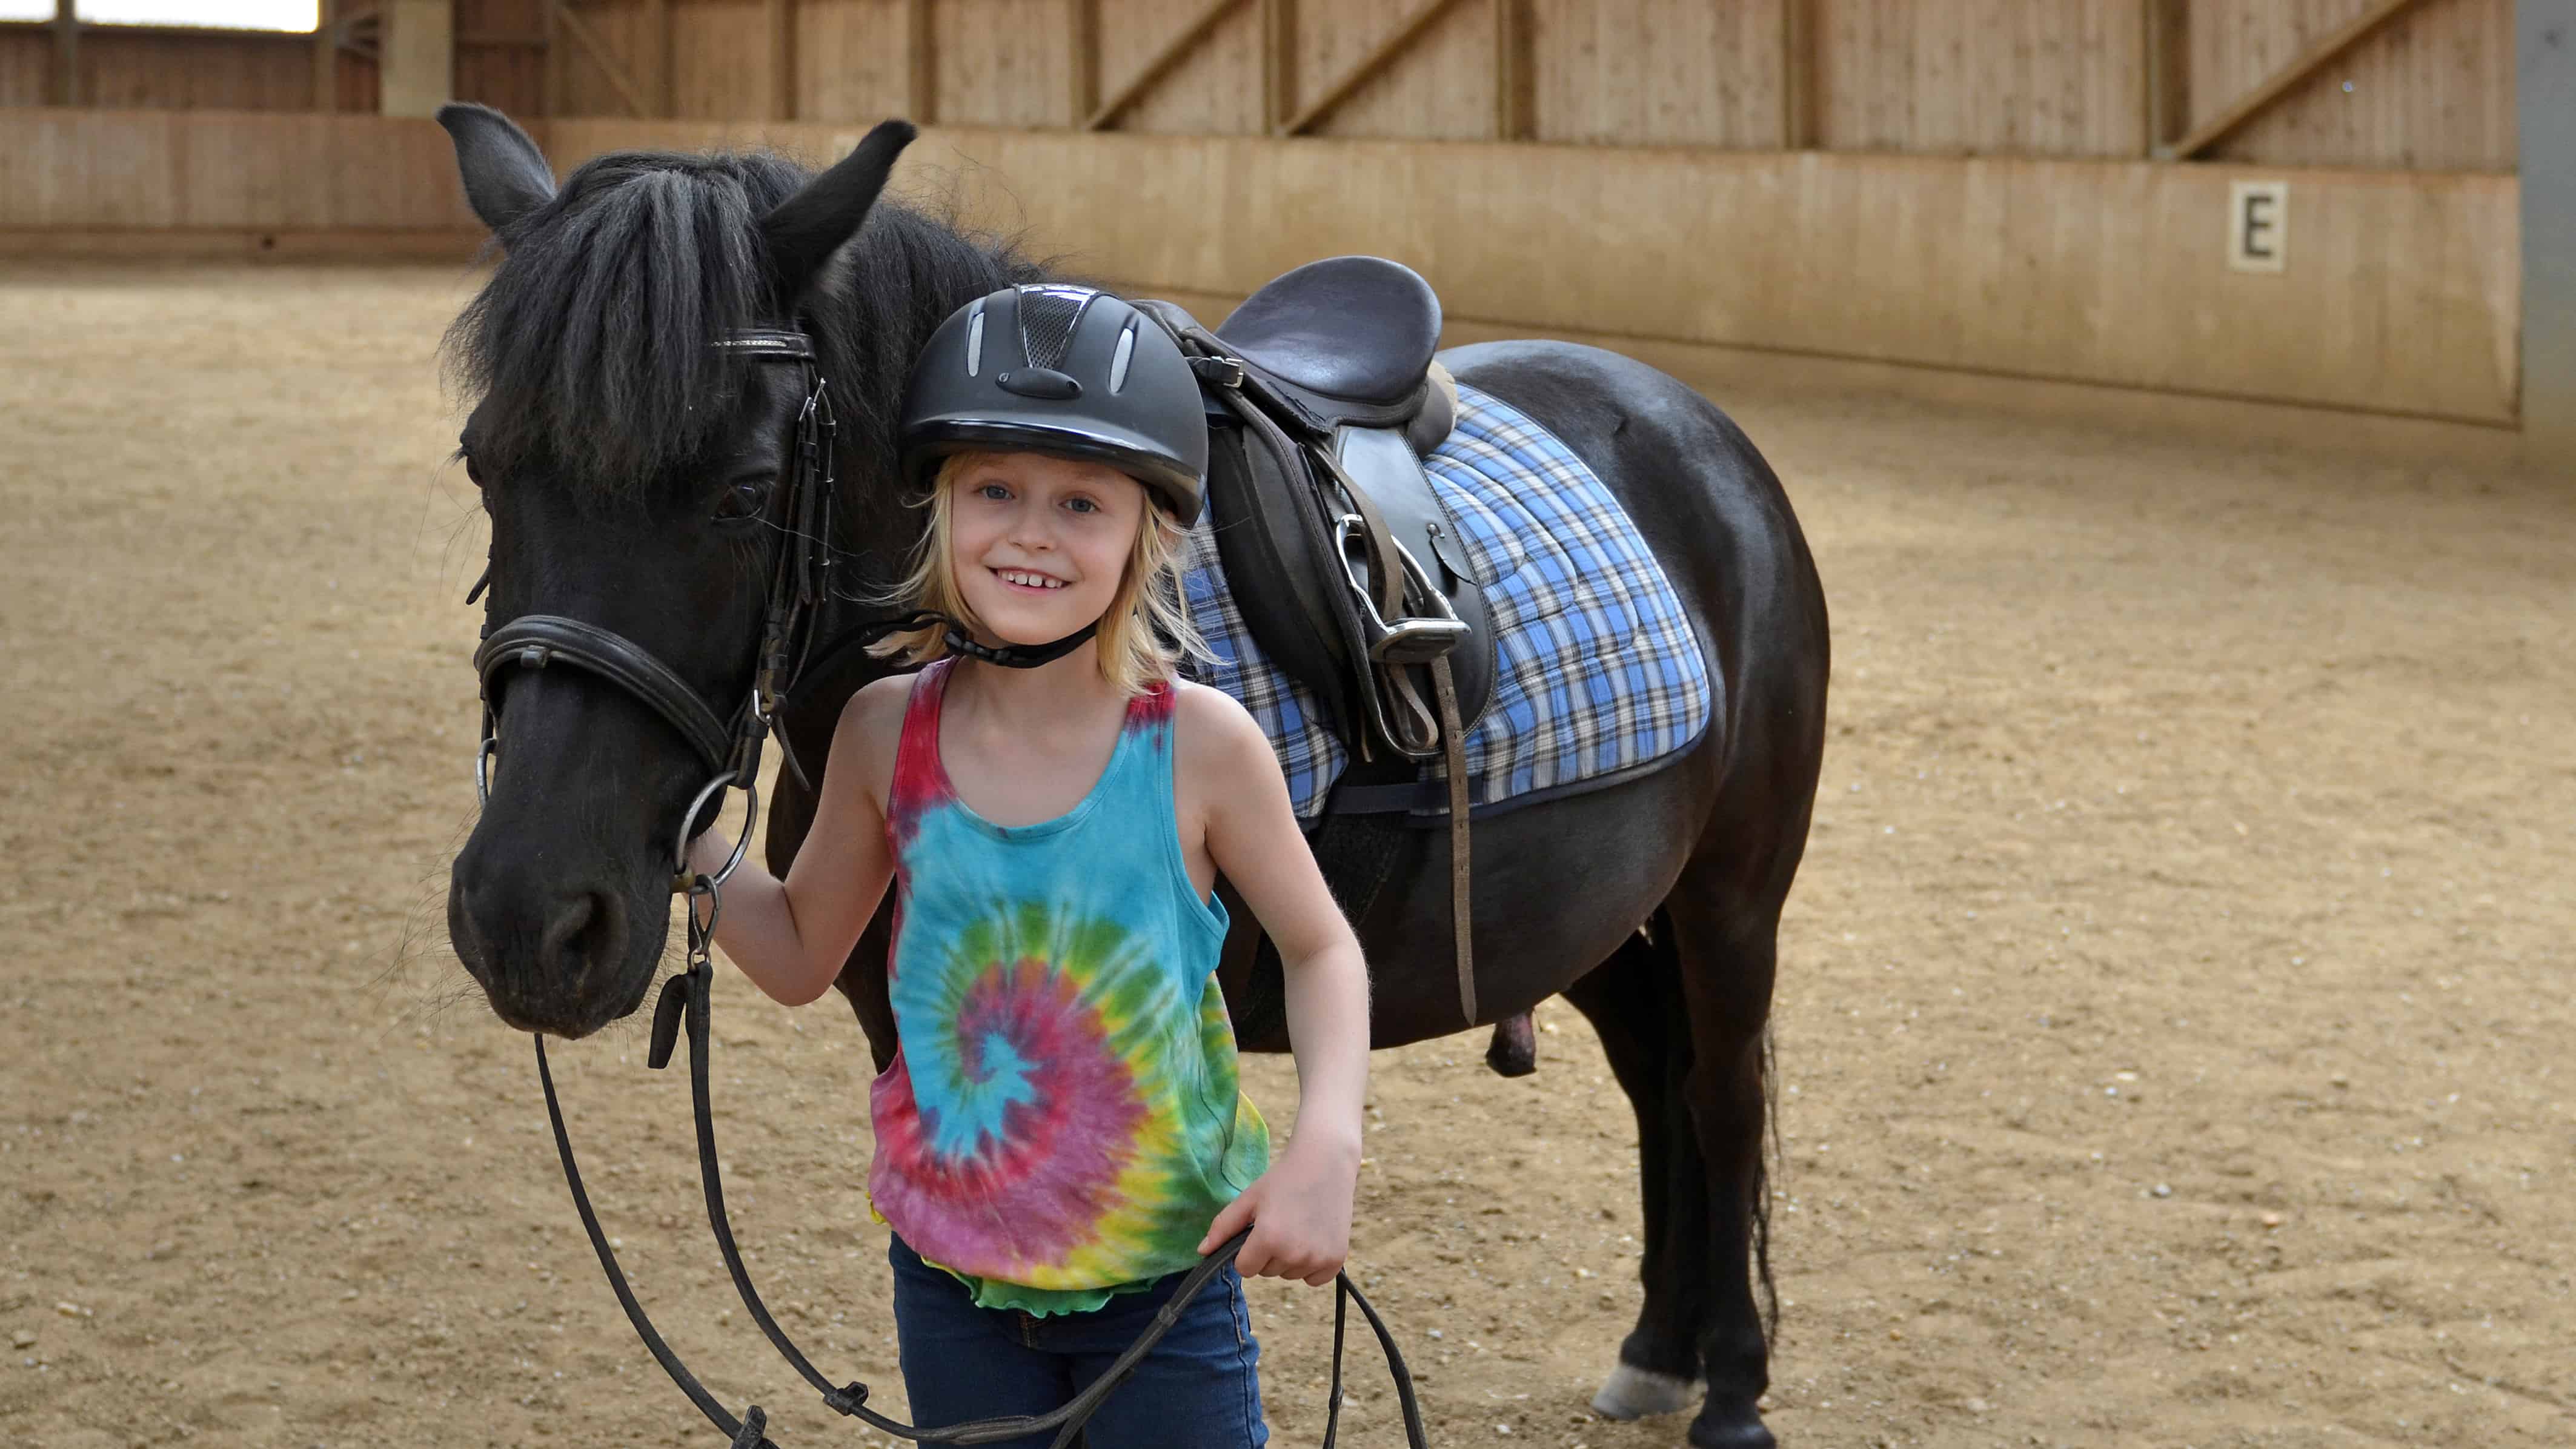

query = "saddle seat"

[{"left": 1217, "top": 255, "right": 1444, "bottom": 434}]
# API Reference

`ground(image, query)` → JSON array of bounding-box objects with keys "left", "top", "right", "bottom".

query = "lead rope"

[{"left": 533, "top": 874, "right": 1432, "bottom": 1448}]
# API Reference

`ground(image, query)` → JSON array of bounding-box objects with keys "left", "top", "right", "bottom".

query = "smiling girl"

[{"left": 683, "top": 285, "right": 1371, "bottom": 1447}]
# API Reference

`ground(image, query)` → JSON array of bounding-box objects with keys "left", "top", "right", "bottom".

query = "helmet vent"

[
  {"left": 1017, "top": 286, "right": 1093, "bottom": 371},
  {"left": 1108, "top": 322, "right": 1137, "bottom": 393},
  {"left": 964, "top": 300, "right": 986, "bottom": 377}
]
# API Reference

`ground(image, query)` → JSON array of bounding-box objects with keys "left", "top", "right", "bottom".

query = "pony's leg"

[
  {"left": 1562, "top": 919, "right": 1712, "bottom": 1422},
  {"left": 1662, "top": 880, "right": 1783, "bottom": 1449}
]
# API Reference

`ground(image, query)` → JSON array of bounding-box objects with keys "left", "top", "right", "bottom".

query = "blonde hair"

[{"left": 872, "top": 451, "right": 1209, "bottom": 695}]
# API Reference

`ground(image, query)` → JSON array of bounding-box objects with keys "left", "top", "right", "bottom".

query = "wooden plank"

[
  {"left": 2523, "top": 0, "right": 2576, "bottom": 457},
  {"left": 2140, "top": 0, "right": 2185, "bottom": 156},
  {"left": 1525, "top": 0, "right": 1781, "bottom": 150},
  {"left": 541, "top": 0, "right": 559, "bottom": 116},
  {"left": 643, "top": 0, "right": 666, "bottom": 116},
  {"left": 313, "top": 0, "right": 337, "bottom": 111},
  {"left": 906, "top": 0, "right": 934, "bottom": 123},
  {"left": 1087, "top": 0, "right": 1239, "bottom": 130},
  {"left": 1780, "top": 0, "right": 1814, "bottom": 148},
  {"left": 2198, "top": 0, "right": 2514, "bottom": 173},
  {"left": 2165, "top": 0, "right": 2433, "bottom": 160},
  {"left": 551, "top": 0, "right": 645, "bottom": 118},
  {"left": 766, "top": 0, "right": 794, "bottom": 120},
  {"left": 797, "top": 0, "right": 908, "bottom": 125},
  {"left": 1488, "top": 0, "right": 1529, "bottom": 141},
  {"left": 1067, "top": 0, "right": 1097, "bottom": 125},
  {"left": 1260, "top": 0, "right": 1293, "bottom": 131},
  {"left": 1280, "top": 0, "right": 1462, "bottom": 134},
  {"left": 50, "top": 0, "right": 75, "bottom": 107}
]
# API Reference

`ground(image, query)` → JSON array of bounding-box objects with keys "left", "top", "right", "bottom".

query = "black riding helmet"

[{"left": 899, "top": 285, "right": 1209, "bottom": 526}]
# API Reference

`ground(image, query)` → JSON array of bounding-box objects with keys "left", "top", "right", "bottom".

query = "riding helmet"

[{"left": 898, "top": 285, "right": 1209, "bottom": 525}]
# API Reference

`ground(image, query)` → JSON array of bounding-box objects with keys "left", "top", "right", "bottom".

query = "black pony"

[{"left": 437, "top": 105, "right": 1828, "bottom": 1449}]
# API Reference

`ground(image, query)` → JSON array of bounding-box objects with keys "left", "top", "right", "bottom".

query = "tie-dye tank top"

[{"left": 868, "top": 658, "right": 1271, "bottom": 1315}]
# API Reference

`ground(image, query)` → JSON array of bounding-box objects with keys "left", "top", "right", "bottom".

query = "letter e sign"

[{"left": 2228, "top": 181, "right": 2288, "bottom": 274}]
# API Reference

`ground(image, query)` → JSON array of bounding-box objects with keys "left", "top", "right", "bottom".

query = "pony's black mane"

[{"left": 443, "top": 145, "right": 1044, "bottom": 508}]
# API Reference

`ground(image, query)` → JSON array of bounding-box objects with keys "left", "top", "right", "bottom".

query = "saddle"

[
  {"left": 1139, "top": 257, "right": 1519, "bottom": 1059},
  {"left": 1135, "top": 257, "right": 1495, "bottom": 768}
]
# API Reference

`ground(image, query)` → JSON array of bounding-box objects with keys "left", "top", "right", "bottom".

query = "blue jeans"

[{"left": 888, "top": 1235, "right": 1268, "bottom": 1449}]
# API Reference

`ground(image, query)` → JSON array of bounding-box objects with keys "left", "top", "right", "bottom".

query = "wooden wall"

[
  {"left": 2194, "top": 0, "right": 2515, "bottom": 171},
  {"left": 0, "top": 23, "right": 380, "bottom": 113},
  {"left": 0, "top": 108, "right": 479, "bottom": 231},
  {"left": 455, "top": 0, "right": 545, "bottom": 118},
  {"left": 0, "top": 0, "right": 2523, "bottom": 172},
  {"left": 1532, "top": 0, "right": 1790, "bottom": 150},
  {"left": 0, "top": 105, "right": 2517, "bottom": 422},
  {"left": 533, "top": 119, "right": 2514, "bottom": 425},
  {"left": 1816, "top": 0, "right": 2146, "bottom": 157},
  {"left": 525, "top": 0, "right": 2517, "bottom": 170}
]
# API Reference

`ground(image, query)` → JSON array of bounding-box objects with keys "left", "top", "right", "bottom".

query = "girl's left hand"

[{"left": 1198, "top": 1135, "right": 1361, "bottom": 1286}]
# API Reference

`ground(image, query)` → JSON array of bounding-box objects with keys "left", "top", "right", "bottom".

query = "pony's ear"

[
  {"left": 437, "top": 103, "right": 557, "bottom": 234},
  {"left": 759, "top": 119, "right": 920, "bottom": 310}
]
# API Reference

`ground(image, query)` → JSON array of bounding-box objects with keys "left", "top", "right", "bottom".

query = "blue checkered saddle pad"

[{"left": 1179, "top": 382, "right": 1713, "bottom": 820}]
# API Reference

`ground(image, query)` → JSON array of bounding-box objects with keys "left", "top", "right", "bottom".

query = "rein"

[{"left": 473, "top": 322, "right": 1432, "bottom": 1448}]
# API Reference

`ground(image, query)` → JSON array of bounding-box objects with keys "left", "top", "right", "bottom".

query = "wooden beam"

[
  {"left": 1067, "top": 0, "right": 1097, "bottom": 128},
  {"left": 542, "top": 0, "right": 561, "bottom": 117},
  {"left": 1780, "top": 0, "right": 1816, "bottom": 148},
  {"left": 2140, "top": 0, "right": 2187, "bottom": 156},
  {"left": 50, "top": 0, "right": 76, "bottom": 108},
  {"left": 766, "top": 0, "right": 794, "bottom": 121},
  {"left": 2162, "top": 0, "right": 2429, "bottom": 160},
  {"left": 551, "top": 0, "right": 648, "bottom": 119},
  {"left": 1086, "top": 0, "right": 1241, "bottom": 131},
  {"left": 1280, "top": 0, "right": 1463, "bottom": 136},
  {"left": 1489, "top": 0, "right": 1529, "bottom": 141},
  {"left": 643, "top": 0, "right": 668, "bottom": 117},
  {"left": 313, "top": 0, "right": 337, "bottom": 112},
  {"left": 906, "top": 0, "right": 935, "bottom": 124},
  {"left": 1259, "top": 0, "right": 1294, "bottom": 134}
]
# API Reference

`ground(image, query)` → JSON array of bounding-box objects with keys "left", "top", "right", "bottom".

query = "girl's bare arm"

[
  {"left": 1184, "top": 687, "right": 1371, "bottom": 1282},
  {"left": 683, "top": 676, "right": 908, "bottom": 1007}
]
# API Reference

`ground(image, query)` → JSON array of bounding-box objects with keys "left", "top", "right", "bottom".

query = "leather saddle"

[{"left": 1135, "top": 256, "right": 1495, "bottom": 774}]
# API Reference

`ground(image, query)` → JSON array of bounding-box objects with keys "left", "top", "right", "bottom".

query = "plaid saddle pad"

[{"left": 1178, "top": 382, "right": 1712, "bottom": 820}]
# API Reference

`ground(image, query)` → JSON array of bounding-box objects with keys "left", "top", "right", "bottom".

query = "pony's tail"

[{"left": 1753, "top": 1018, "right": 1780, "bottom": 1345}]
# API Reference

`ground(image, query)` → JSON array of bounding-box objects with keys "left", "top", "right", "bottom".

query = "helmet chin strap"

[{"left": 941, "top": 618, "right": 1100, "bottom": 670}]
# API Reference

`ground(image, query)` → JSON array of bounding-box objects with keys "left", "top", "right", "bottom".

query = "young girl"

[{"left": 685, "top": 284, "right": 1370, "bottom": 1448}]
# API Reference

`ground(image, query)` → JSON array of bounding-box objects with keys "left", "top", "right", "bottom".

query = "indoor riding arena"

[{"left": 4, "top": 2, "right": 2569, "bottom": 1447}]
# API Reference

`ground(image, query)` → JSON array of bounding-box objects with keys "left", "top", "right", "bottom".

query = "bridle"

[
  {"left": 465, "top": 323, "right": 1429, "bottom": 1448},
  {"left": 470, "top": 326, "right": 929, "bottom": 890}
]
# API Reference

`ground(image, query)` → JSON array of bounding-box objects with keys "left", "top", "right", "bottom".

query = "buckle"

[{"left": 1188, "top": 355, "right": 1246, "bottom": 388}]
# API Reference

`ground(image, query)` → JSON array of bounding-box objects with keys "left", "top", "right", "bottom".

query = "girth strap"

[{"left": 1433, "top": 657, "right": 1475, "bottom": 1029}]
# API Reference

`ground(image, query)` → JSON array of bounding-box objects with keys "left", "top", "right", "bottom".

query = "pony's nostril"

[{"left": 542, "top": 890, "right": 627, "bottom": 986}]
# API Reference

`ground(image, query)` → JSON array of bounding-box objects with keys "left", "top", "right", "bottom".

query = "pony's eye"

[{"left": 715, "top": 478, "right": 773, "bottom": 520}]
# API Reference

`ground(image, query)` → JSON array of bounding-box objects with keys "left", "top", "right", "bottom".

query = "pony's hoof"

[
  {"left": 1687, "top": 1404, "right": 1777, "bottom": 1449},
  {"left": 1589, "top": 1363, "right": 1699, "bottom": 1420}
]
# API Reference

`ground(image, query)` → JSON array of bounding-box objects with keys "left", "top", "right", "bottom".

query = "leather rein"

[{"left": 467, "top": 323, "right": 1429, "bottom": 1448}]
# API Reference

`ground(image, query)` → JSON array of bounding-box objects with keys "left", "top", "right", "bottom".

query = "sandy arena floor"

[{"left": 2, "top": 262, "right": 2569, "bottom": 1448}]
